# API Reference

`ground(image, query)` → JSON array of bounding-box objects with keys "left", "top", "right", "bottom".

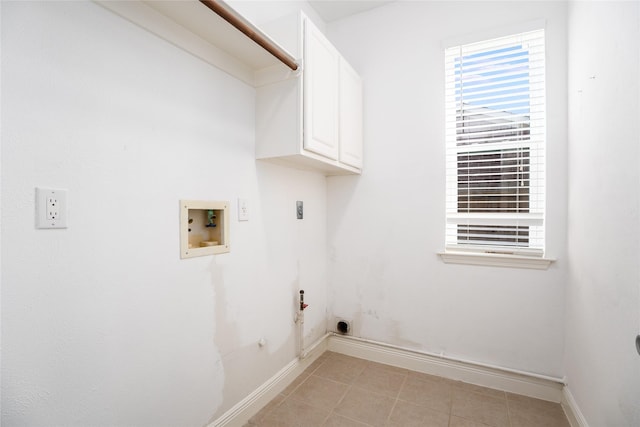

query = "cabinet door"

[
  {"left": 303, "top": 20, "right": 339, "bottom": 160},
  {"left": 339, "top": 59, "right": 363, "bottom": 169}
]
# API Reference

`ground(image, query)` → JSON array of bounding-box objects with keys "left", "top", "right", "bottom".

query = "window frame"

[{"left": 440, "top": 22, "right": 554, "bottom": 269}]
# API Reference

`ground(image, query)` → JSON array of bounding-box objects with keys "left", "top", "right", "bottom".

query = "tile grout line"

[
  {"left": 332, "top": 411, "right": 377, "bottom": 427},
  {"left": 284, "top": 354, "right": 352, "bottom": 421},
  {"left": 385, "top": 372, "right": 409, "bottom": 425},
  {"left": 504, "top": 391, "right": 514, "bottom": 427},
  {"left": 328, "top": 374, "right": 356, "bottom": 421},
  {"left": 447, "top": 378, "right": 455, "bottom": 427}
]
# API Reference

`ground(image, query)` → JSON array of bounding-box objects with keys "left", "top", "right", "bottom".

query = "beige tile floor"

[{"left": 246, "top": 351, "right": 570, "bottom": 427}]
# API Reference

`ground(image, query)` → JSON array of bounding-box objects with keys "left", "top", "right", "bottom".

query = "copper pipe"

[{"left": 199, "top": 0, "right": 299, "bottom": 71}]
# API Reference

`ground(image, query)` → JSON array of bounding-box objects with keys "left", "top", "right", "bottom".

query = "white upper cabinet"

[
  {"left": 303, "top": 22, "right": 340, "bottom": 161},
  {"left": 256, "top": 13, "right": 363, "bottom": 175},
  {"left": 339, "top": 58, "right": 363, "bottom": 169}
]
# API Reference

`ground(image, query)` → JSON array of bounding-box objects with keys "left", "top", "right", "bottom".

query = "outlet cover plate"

[
  {"left": 36, "top": 187, "right": 68, "bottom": 229},
  {"left": 296, "top": 201, "right": 303, "bottom": 219},
  {"left": 238, "top": 198, "right": 249, "bottom": 221}
]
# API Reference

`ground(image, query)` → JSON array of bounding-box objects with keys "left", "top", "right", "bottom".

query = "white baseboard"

[
  {"left": 328, "top": 334, "right": 564, "bottom": 403},
  {"left": 562, "top": 387, "right": 589, "bottom": 427},
  {"left": 208, "top": 335, "right": 329, "bottom": 427},
  {"left": 209, "top": 332, "right": 583, "bottom": 427}
]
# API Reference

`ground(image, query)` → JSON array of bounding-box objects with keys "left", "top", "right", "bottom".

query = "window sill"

[{"left": 438, "top": 251, "right": 554, "bottom": 270}]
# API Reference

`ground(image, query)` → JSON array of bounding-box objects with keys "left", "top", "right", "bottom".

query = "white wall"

[
  {"left": 6, "top": 1, "right": 639, "bottom": 425},
  {"left": 565, "top": 1, "right": 640, "bottom": 425},
  {"left": 228, "top": 0, "right": 326, "bottom": 33},
  {"left": 325, "top": 1, "right": 568, "bottom": 378},
  {"left": 1, "top": 1, "right": 327, "bottom": 425}
]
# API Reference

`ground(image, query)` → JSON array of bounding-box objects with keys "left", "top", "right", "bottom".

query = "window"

[{"left": 444, "top": 28, "right": 546, "bottom": 261}]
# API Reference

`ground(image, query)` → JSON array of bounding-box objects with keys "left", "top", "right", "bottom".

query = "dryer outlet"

[{"left": 333, "top": 317, "right": 352, "bottom": 335}]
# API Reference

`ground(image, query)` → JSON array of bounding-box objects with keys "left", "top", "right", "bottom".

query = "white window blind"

[{"left": 445, "top": 29, "right": 546, "bottom": 257}]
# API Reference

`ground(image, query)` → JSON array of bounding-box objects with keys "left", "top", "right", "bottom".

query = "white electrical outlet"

[
  {"left": 238, "top": 198, "right": 249, "bottom": 221},
  {"left": 36, "top": 187, "right": 68, "bottom": 229}
]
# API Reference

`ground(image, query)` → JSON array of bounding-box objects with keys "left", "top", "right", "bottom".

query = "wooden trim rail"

[{"left": 199, "top": 0, "right": 299, "bottom": 71}]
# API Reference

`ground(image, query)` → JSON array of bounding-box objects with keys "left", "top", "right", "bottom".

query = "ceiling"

[{"left": 308, "top": 1, "right": 394, "bottom": 22}]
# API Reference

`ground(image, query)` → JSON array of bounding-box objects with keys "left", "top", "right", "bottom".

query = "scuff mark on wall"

[
  {"left": 387, "top": 320, "right": 422, "bottom": 350},
  {"left": 210, "top": 257, "right": 240, "bottom": 357},
  {"left": 202, "top": 257, "right": 231, "bottom": 425}
]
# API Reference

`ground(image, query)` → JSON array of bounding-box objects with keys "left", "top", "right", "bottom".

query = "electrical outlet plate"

[
  {"left": 238, "top": 198, "right": 249, "bottom": 221},
  {"left": 36, "top": 187, "right": 68, "bottom": 229},
  {"left": 296, "top": 201, "right": 303, "bottom": 219}
]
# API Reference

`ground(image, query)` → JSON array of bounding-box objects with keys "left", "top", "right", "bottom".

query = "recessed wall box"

[{"left": 180, "top": 200, "right": 229, "bottom": 259}]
